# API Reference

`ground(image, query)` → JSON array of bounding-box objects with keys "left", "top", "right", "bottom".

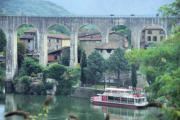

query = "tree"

[
  {"left": 158, "top": 0, "right": 180, "bottom": 26},
  {"left": 17, "top": 41, "right": 26, "bottom": 68},
  {"left": 19, "top": 57, "right": 43, "bottom": 76},
  {"left": 131, "top": 64, "right": 137, "bottom": 88},
  {"left": 0, "top": 29, "right": 6, "bottom": 52},
  {"left": 61, "top": 56, "right": 70, "bottom": 66},
  {"left": 47, "top": 63, "right": 66, "bottom": 81},
  {"left": 80, "top": 50, "right": 87, "bottom": 85},
  {"left": 86, "top": 51, "right": 105, "bottom": 85},
  {"left": 158, "top": 0, "right": 180, "bottom": 17},
  {"left": 108, "top": 48, "right": 129, "bottom": 86}
]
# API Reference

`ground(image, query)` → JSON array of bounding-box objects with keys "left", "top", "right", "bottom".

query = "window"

[
  {"left": 148, "top": 30, "right": 152, "bottom": 34},
  {"left": 147, "top": 36, "right": 151, "bottom": 41},
  {"left": 160, "top": 36, "right": 164, "bottom": 40},
  {"left": 159, "top": 30, "right": 164, "bottom": 34},
  {"left": 107, "top": 49, "right": 112, "bottom": 53},
  {"left": 48, "top": 39, "right": 51, "bottom": 42},
  {"left": 56, "top": 45, "right": 58, "bottom": 50},
  {"left": 28, "top": 39, "right": 31, "bottom": 43},
  {"left": 100, "top": 50, "right": 103, "bottom": 53},
  {"left": 56, "top": 39, "right": 59, "bottom": 43},
  {"left": 153, "top": 36, "right": 157, "bottom": 41}
]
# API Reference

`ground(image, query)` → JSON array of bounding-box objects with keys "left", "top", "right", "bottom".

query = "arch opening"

[
  {"left": 78, "top": 24, "right": 102, "bottom": 63},
  {"left": 140, "top": 25, "right": 166, "bottom": 49},
  {"left": 95, "top": 25, "right": 132, "bottom": 59},
  {"left": 17, "top": 24, "right": 39, "bottom": 68},
  {"left": 47, "top": 24, "right": 70, "bottom": 66}
]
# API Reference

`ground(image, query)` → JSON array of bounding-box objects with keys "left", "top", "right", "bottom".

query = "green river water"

[{"left": 0, "top": 94, "right": 161, "bottom": 120}]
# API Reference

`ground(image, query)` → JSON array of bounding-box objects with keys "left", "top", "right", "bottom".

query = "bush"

[
  {"left": 46, "top": 63, "right": 66, "bottom": 81},
  {"left": 45, "top": 82, "right": 54, "bottom": 90},
  {"left": 29, "top": 83, "right": 46, "bottom": 95},
  {"left": 19, "top": 57, "right": 44, "bottom": 76}
]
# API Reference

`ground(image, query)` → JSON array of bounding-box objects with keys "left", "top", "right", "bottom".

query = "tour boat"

[{"left": 91, "top": 87, "right": 148, "bottom": 108}]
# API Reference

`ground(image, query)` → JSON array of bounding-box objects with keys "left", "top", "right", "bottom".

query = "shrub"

[
  {"left": 44, "top": 82, "right": 54, "bottom": 90},
  {"left": 19, "top": 57, "right": 44, "bottom": 76}
]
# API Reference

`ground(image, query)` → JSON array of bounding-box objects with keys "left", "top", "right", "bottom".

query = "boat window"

[{"left": 127, "top": 98, "right": 134, "bottom": 104}]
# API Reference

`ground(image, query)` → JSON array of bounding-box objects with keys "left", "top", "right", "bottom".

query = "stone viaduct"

[{"left": 0, "top": 15, "right": 178, "bottom": 88}]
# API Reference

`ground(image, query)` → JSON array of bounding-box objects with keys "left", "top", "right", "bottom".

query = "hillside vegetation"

[{"left": 0, "top": 0, "right": 71, "bottom": 16}]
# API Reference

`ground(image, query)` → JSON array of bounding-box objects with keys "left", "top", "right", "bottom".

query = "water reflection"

[{"left": 1, "top": 94, "right": 160, "bottom": 120}]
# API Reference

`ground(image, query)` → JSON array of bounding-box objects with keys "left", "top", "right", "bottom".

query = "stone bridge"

[{"left": 0, "top": 16, "right": 178, "bottom": 85}]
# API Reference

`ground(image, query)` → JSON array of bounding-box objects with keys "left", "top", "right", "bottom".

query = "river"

[{"left": 0, "top": 94, "right": 160, "bottom": 120}]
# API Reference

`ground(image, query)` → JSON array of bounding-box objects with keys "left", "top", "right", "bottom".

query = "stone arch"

[
  {"left": 16, "top": 24, "right": 39, "bottom": 65},
  {"left": 46, "top": 24, "right": 71, "bottom": 66},
  {"left": 77, "top": 24, "right": 103, "bottom": 60},
  {"left": 46, "top": 24, "right": 70, "bottom": 35},
  {"left": 140, "top": 24, "right": 167, "bottom": 49},
  {"left": 108, "top": 25, "right": 132, "bottom": 50}
]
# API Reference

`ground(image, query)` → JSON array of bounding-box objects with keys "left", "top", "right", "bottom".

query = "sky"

[{"left": 47, "top": 0, "right": 174, "bottom": 15}]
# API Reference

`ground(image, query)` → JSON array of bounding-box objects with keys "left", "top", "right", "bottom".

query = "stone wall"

[{"left": 71, "top": 87, "right": 104, "bottom": 99}]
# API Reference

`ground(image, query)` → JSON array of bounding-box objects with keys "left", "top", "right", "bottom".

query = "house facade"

[
  {"left": 19, "top": 29, "right": 37, "bottom": 54},
  {"left": 141, "top": 25, "right": 166, "bottom": 49},
  {"left": 47, "top": 34, "right": 70, "bottom": 52}
]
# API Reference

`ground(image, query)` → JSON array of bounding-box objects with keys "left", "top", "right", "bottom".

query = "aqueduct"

[{"left": 0, "top": 16, "right": 178, "bottom": 88}]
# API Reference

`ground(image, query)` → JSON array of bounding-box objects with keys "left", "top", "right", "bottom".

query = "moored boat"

[{"left": 91, "top": 87, "right": 148, "bottom": 108}]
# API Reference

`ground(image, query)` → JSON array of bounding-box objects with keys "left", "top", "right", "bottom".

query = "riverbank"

[{"left": 71, "top": 87, "right": 104, "bottom": 99}]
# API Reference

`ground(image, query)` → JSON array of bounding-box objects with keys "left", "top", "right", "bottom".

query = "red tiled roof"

[
  {"left": 48, "top": 34, "right": 70, "bottom": 40},
  {"left": 19, "top": 35, "right": 34, "bottom": 39},
  {"left": 24, "top": 29, "right": 37, "bottom": 33},
  {"left": 48, "top": 55, "right": 56, "bottom": 62},
  {"left": 95, "top": 42, "right": 119, "bottom": 50}
]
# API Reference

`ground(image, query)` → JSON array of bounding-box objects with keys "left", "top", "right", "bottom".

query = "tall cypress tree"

[
  {"left": 0, "top": 29, "right": 6, "bottom": 52},
  {"left": 131, "top": 64, "right": 137, "bottom": 89},
  {"left": 80, "top": 50, "right": 87, "bottom": 85}
]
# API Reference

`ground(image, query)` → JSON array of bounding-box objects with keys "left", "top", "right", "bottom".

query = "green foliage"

[
  {"left": 78, "top": 44, "right": 83, "bottom": 63},
  {"left": 61, "top": 56, "right": 70, "bottom": 66},
  {"left": 66, "top": 66, "right": 81, "bottom": 86},
  {"left": 158, "top": 0, "right": 180, "bottom": 17},
  {"left": 0, "top": 0, "right": 71, "bottom": 16},
  {"left": 80, "top": 25, "right": 98, "bottom": 31},
  {"left": 0, "top": 29, "right": 6, "bottom": 52},
  {"left": 18, "top": 41, "right": 26, "bottom": 67},
  {"left": 55, "top": 66, "right": 80, "bottom": 95},
  {"left": 29, "top": 83, "right": 46, "bottom": 95},
  {"left": 46, "top": 63, "right": 66, "bottom": 81},
  {"left": 48, "top": 24, "right": 70, "bottom": 36},
  {"left": 126, "top": 27, "right": 180, "bottom": 119},
  {"left": 131, "top": 64, "right": 137, "bottom": 88},
  {"left": 80, "top": 50, "right": 87, "bottom": 85},
  {"left": 108, "top": 48, "right": 129, "bottom": 80},
  {"left": 19, "top": 57, "right": 43, "bottom": 76},
  {"left": 0, "top": 66, "right": 5, "bottom": 92},
  {"left": 86, "top": 51, "right": 105, "bottom": 84},
  {"left": 44, "top": 63, "right": 78, "bottom": 95},
  {"left": 17, "top": 25, "right": 34, "bottom": 37}
]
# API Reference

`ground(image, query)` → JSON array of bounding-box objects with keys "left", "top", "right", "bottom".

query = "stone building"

[
  {"left": 78, "top": 30, "right": 102, "bottom": 56},
  {"left": 19, "top": 29, "right": 37, "bottom": 54},
  {"left": 95, "top": 42, "right": 119, "bottom": 59},
  {"left": 48, "top": 46, "right": 70, "bottom": 64},
  {"left": 141, "top": 25, "right": 166, "bottom": 49},
  {"left": 109, "top": 32, "right": 129, "bottom": 48},
  {"left": 47, "top": 34, "right": 70, "bottom": 52}
]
